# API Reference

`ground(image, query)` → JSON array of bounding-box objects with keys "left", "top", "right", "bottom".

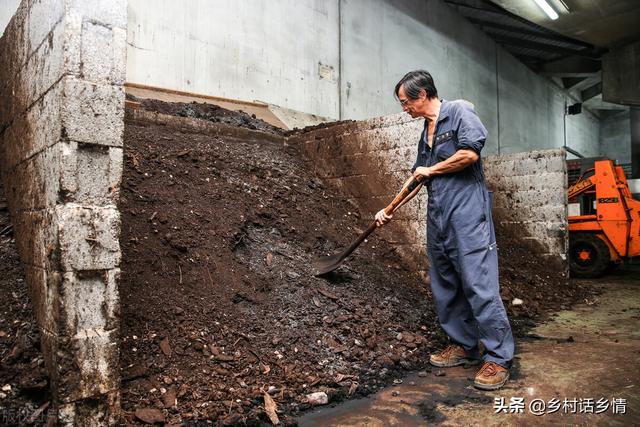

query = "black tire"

[{"left": 569, "top": 233, "right": 611, "bottom": 278}]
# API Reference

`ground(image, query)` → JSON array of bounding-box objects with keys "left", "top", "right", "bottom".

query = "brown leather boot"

[
  {"left": 429, "top": 344, "right": 478, "bottom": 367},
  {"left": 474, "top": 361, "right": 510, "bottom": 390}
]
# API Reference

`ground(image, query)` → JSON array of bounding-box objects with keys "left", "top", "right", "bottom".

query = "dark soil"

[
  {"left": 127, "top": 94, "right": 285, "bottom": 136},
  {"left": 119, "top": 105, "right": 442, "bottom": 426},
  {"left": 495, "top": 221, "right": 595, "bottom": 322},
  {"left": 117, "top": 100, "right": 594, "bottom": 425},
  {"left": 0, "top": 185, "right": 50, "bottom": 426}
]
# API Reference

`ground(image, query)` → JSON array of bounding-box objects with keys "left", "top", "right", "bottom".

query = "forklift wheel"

[{"left": 569, "top": 233, "right": 611, "bottom": 278}]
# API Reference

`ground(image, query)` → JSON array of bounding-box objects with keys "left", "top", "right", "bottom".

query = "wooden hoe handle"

[{"left": 383, "top": 175, "right": 425, "bottom": 216}]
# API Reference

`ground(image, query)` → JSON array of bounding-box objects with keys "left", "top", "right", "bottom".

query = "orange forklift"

[{"left": 568, "top": 160, "right": 640, "bottom": 277}]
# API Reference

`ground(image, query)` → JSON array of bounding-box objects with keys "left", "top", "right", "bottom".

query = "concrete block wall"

[
  {"left": 0, "top": 0, "right": 126, "bottom": 424},
  {"left": 483, "top": 149, "right": 568, "bottom": 268},
  {"left": 289, "top": 115, "right": 568, "bottom": 275},
  {"left": 289, "top": 114, "right": 429, "bottom": 270}
]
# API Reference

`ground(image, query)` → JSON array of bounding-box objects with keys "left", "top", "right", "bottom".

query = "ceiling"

[
  {"left": 444, "top": 0, "right": 640, "bottom": 116},
  {"left": 489, "top": 0, "right": 640, "bottom": 48}
]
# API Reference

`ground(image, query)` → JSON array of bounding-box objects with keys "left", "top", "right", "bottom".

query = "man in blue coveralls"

[{"left": 375, "top": 70, "right": 514, "bottom": 390}]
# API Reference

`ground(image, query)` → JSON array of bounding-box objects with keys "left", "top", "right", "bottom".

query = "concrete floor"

[{"left": 298, "top": 267, "right": 640, "bottom": 426}]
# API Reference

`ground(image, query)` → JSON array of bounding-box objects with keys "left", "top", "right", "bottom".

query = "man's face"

[{"left": 397, "top": 85, "right": 426, "bottom": 118}]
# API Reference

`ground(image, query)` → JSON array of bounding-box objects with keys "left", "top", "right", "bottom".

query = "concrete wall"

[
  {"left": 0, "top": 0, "right": 21, "bottom": 37},
  {"left": 126, "top": 0, "right": 340, "bottom": 119},
  {"left": 289, "top": 113, "right": 568, "bottom": 275},
  {"left": 340, "top": 0, "right": 601, "bottom": 158},
  {"left": 123, "top": 0, "right": 600, "bottom": 158},
  {"left": 0, "top": 0, "right": 126, "bottom": 423},
  {"left": 496, "top": 48, "right": 601, "bottom": 158},
  {"left": 600, "top": 110, "right": 632, "bottom": 164}
]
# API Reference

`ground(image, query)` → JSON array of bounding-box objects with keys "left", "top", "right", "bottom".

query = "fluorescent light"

[{"left": 533, "top": 0, "right": 559, "bottom": 20}]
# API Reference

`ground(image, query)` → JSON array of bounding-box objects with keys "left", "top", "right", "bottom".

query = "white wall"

[
  {"left": 0, "top": 0, "right": 21, "bottom": 37},
  {"left": 127, "top": 0, "right": 340, "bottom": 119},
  {"left": 340, "top": 0, "right": 498, "bottom": 130}
]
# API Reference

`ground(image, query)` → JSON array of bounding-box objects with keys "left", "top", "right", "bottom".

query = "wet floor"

[{"left": 297, "top": 267, "right": 640, "bottom": 426}]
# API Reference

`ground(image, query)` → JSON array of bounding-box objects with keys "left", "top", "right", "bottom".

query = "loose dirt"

[
  {"left": 0, "top": 186, "right": 50, "bottom": 425},
  {"left": 119, "top": 103, "right": 441, "bottom": 426}
]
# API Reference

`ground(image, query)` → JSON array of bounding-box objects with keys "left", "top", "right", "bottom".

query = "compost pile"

[
  {"left": 119, "top": 102, "right": 443, "bottom": 426},
  {"left": 0, "top": 185, "right": 50, "bottom": 423},
  {"left": 128, "top": 95, "right": 284, "bottom": 136},
  {"left": 117, "top": 99, "right": 595, "bottom": 425},
  {"left": 495, "top": 221, "right": 594, "bottom": 320}
]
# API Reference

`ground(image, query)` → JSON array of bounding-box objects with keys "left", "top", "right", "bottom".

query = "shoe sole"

[
  {"left": 473, "top": 372, "right": 510, "bottom": 391},
  {"left": 429, "top": 357, "right": 480, "bottom": 368}
]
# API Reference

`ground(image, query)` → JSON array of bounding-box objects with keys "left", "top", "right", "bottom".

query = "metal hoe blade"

[
  {"left": 312, "top": 221, "right": 377, "bottom": 276},
  {"left": 311, "top": 175, "right": 426, "bottom": 276}
]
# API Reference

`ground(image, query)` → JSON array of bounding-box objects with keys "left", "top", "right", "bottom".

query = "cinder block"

[
  {"left": 61, "top": 142, "right": 123, "bottom": 205},
  {"left": 3, "top": 138, "right": 122, "bottom": 211},
  {"left": 27, "top": 0, "right": 65, "bottom": 56},
  {"left": 23, "top": 265, "right": 62, "bottom": 335},
  {"left": 57, "top": 204, "right": 121, "bottom": 271},
  {"left": 60, "top": 269, "right": 120, "bottom": 336},
  {"left": 80, "top": 21, "right": 126, "bottom": 84},
  {"left": 1, "top": 81, "right": 64, "bottom": 170},
  {"left": 58, "top": 390, "right": 120, "bottom": 426},
  {"left": 0, "top": 2, "right": 29, "bottom": 95},
  {"left": 68, "top": 0, "right": 127, "bottom": 29},
  {"left": 56, "top": 329, "right": 120, "bottom": 402},
  {"left": 382, "top": 148, "right": 417, "bottom": 172},
  {"left": 544, "top": 155, "right": 567, "bottom": 173},
  {"left": 23, "top": 9, "right": 67, "bottom": 104},
  {"left": 61, "top": 77, "right": 125, "bottom": 146},
  {"left": 4, "top": 144, "right": 60, "bottom": 210},
  {"left": 0, "top": 0, "right": 127, "bottom": 423},
  {"left": 2, "top": 19, "right": 69, "bottom": 128},
  {"left": 39, "top": 328, "right": 60, "bottom": 392},
  {"left": 11, "top": 207, "right": 60, "bottom": 272}
]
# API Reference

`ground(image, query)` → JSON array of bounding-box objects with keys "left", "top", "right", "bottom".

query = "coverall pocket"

[
  {"left": 434, "top": 137, "right": 456, "bottom": 161},
  {"left": 474, "top": 185, "right": 487, "bottom": 223}
]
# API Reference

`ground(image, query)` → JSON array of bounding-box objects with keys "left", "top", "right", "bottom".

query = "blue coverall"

[{"left": 413, "top": 99, "right": 514, "bottom": 368}]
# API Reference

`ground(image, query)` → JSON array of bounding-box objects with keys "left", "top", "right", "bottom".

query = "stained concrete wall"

[
  {"left": 126, "top": 0, "right": 340, "bottom": 119},
  {"left": 289, "top": 113, "right": 568, "bottom": 274},
  {"left": 0, "top": 0, "right": 126, "bottom": 423},
  {"left": 340, "top": 0, "right": 600, "bottom": 158},
  {"left": 495, "top": 48, "right": 600, "bottom": 158}
]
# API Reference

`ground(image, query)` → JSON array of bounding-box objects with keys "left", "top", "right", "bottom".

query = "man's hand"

[
  {"left": 375, "top": 209, "right": 393, "bottom": 227},
  {"left": 413, "top": 166, "right": 432, "bottom": 180}
]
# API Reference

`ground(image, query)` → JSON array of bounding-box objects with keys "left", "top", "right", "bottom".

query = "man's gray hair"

[{"left": 394, "top": 70, "right": 438, "bottom": 100}]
